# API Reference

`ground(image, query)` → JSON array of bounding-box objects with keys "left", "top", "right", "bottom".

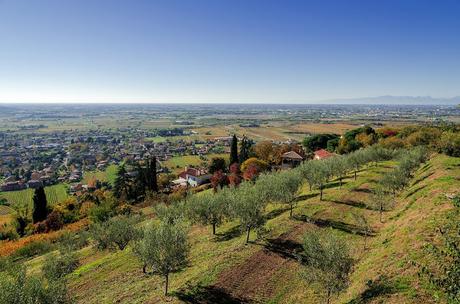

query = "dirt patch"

[{"left": 210, "top": 224, "right": 311, "bottom": 303}]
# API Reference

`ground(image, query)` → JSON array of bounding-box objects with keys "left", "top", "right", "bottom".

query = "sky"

[{"left": 0, "top": 0, "right": 459, "bottom": 103}]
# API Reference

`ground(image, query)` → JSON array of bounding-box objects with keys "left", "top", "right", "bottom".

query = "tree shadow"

[
  {"left": 346, "top": 276, "right": 399, "bottom": 304},
  {"left": 328, "top": 199, "right": 372, "bottom": 210},
  {"left": 265, "top": 207, "right": 290, "bottom": 220},
  {"left": 175, "top": 285, "right": 250, "bottom": 304},
  {"left": 264, "top": 237, "right": 304, "bottom": 262},
  {"left": 404, "top": 184, "right": 427, "bottom": 199},
  {"left": 353, "top": 188, "right": 373, "bottom": 194},
  {"left": 409, "top": 171, "right": 433, "bottom": 187},
  {"left": 214, "top": 225, "right": 242, "bottom": 242},
  {"left": 293, "top": 215, "right": 375, "bottom": 236},
  {"left": 294, "top": 193, "right": 318, "bottom": 202},
  {"left": 323, "top": 181, "right": 348, "bottom": 190}
]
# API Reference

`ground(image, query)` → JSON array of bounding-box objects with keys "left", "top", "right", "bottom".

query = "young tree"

[
  {"left": 134, "top": 220, "right": 189, "bottom": 296},
  {"left": 352, "top": 212, "right": 372, "bottom": 250},
  {"left": 113, "top": 164, "right": 131, "bottom": 199},
  {"left": 311, "top": 162, "right": 329, "bottom": 201},
  {"left": 32, "top": 187, "right": 48, "bottom": 223},
  {"left": 299, "top": 161, "right": 316, "bottom": 191},
  {"left": 230, "top": 134, "right": 239, "bottom": 165},
  {"left": 346, "top": 151, "right": 364, "bottom": 181},
  {"left": 301, "top": 229, "right": 354, "bottom": 304},
  {"left": 233, "top": 182, "right": 267, "bottom": 244},
  {"left": 332, "top": 157, "right": 349, "bottom": 188},
  {"left": 369, "top": 187, "right": 394, "bottom": 223}
]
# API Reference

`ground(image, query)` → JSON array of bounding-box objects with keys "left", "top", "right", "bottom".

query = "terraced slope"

[{"left": 25, "top": 154, "right": 459, "bottom": 303}]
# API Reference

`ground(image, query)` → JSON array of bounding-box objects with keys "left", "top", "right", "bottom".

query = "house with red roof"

[
  {"left": 313, "top": 149, "right": 336, "bottom": 160},
  {"left": 177, "top": 167, "right": 211, "bottom": 187}
]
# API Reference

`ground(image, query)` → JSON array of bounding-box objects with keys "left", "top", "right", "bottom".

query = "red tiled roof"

[
  {"left": 179, "top": 168, "right": 208, "bottom": 178},
  {"left": 314, "top": 149, "right": 335, "bottom": 159}
]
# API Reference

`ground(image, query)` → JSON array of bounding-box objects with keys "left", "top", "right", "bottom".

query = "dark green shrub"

[
  {"left": 12, "top": 240, "right": 53, "bottom": 260},
  {"left": 43, "top": 251, "right": 79, "bottom": 280}
]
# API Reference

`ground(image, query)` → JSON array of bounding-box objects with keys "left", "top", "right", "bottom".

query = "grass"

[
  {"left": 12, "top": 153, "right": 459, "bottom": 304},
  {"left": 0, "top": 183, "right": 69, "bottom": 210},
  {"left": 83, "top": 165, "right": 119, "bottom": 186}
]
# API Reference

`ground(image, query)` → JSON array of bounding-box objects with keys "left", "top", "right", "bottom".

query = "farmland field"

[
  {"left": 83, "top": 165, "right": 119, "bottom": 186},
  {"left": 0, "top": 184, "right": 70, "bottom": 210}
]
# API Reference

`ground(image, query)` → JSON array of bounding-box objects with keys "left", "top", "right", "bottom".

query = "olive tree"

[
  {"left": 369, "top": 187, "right": 394, "bottom": 223},
  {"left": 301, "top": 229, "right": 354, "bottom": 304},
  {"left": 187, "top": 191, "right": 228, "bottom": 235},
  {"left": 256, "top": 170, "right": 303, "bottom": 217},
  {"left": 311, "top": 161, "right": 329, "bottom": 201},
  {"left": 299, "top": 161, "right": 316, "bottom": 191},
  {"left": 233, "top": 182, "right": 268, "bottom": 244},
  {"left": 90, "top": 215, "right": 142, "bottom": 250},
  {"left": 134, "top": 220, "right": 189, "bottom": 296}
]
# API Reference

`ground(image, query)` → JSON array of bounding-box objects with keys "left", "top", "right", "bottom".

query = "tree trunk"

[
  {"left": 142, "top": 263, "right": 147, "bottom": 274},
  {"left": 212, "top": 222, "right": 216, "bottom": 235},
  {"left": 290, "top": 204, "right": 293, "bottom": 218},
  {"left": 339, "top": 177, "right": 342, "bottom": 188},
  {"left": 354, "top": 170, "right": 357, "bottom": 180},
  {"left": 320, "top": 185, "right": 323, "bottom": 201},
  {"left": 246, "top": 227, "right": 251, "bottom": 244},
  {"left": 309, "top": 184, "right": 312, "bottom": 191},
  {"left": 326, "top": 289, "right": 331, "bottom": 304},
  {"left": 164, "top": 273, "right": 169, "bottom": 296},
  {"left": 379, "top": 207, "right": 383, "bottom": 223}
]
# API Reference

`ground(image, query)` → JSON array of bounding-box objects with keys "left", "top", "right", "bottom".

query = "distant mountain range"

[{"left": 320, "top": 95, "right": 460, "bottom": 105}]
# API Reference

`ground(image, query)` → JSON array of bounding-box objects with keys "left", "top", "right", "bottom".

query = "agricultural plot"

[
  {"left": 0, "top": 184, "right": 69, "bottom": 210},
  {"left": 83, "top": 165, "right": 119, "bottom": 186},
  {"left": 0, "top": 205, "right": 14, "bottom": 225}
]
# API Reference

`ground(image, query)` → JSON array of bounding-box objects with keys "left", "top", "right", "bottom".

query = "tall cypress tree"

[
  {"left": 32, "top": 187, "right": 48, "bottom": 223},
  {"left": 148, "top": 157, "right": 159, "bottom": 193},
  {"left": 230, "top": 134, "right": 238, "bottom": 165},
  {"left": 239, "top": 135, "right": 253, "bottom": 163},
  {"left": 114, "top": 164, "right": 130, "bottom": 199}
]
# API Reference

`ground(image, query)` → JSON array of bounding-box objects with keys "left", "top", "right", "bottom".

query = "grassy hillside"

[{"left": 23, "top": 154, "right": 459, "bottom": 303}]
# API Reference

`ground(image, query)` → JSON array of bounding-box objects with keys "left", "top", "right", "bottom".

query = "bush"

[
  {"left": 12, "top": 240, "right": 54, "bottom": 260},
  {"left": 0, "top": 265, "right": 71, "bottom": 304},
  {"left": 43, "top": 251, "right": 80, "bottom": 280},
  {"left": 0, "top": 225, "right": 19, "bottom": 241},
  {"left": 88, "top": 201, "right": 116, "bottom": 223},
  {"left": 45, "top": 210, "right": 64, "bottom": 231}
]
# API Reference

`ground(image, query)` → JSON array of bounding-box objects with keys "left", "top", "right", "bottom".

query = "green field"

[
  {"left": 83, "top": 164, "right": 119, "bottom": 186},
  {"left": 164, "top": 154, "right": 228, "bottom": 173},
  {"left": 0, "top": 183, "right": 70, "bottom": 210}
]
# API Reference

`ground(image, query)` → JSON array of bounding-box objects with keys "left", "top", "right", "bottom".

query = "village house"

[
  {"left": 281, "top": 151, "right": 304, "bottom": 169},
  {"left": 313, "top": 149, "right": 336, "bottom": 160},
  {"left": 177, "top": 167, "right": 211, "bottom": 187}
]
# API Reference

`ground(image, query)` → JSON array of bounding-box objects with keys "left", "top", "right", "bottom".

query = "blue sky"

[{"left": 0, "top": 0, "right": 459, "bottom": 103}]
